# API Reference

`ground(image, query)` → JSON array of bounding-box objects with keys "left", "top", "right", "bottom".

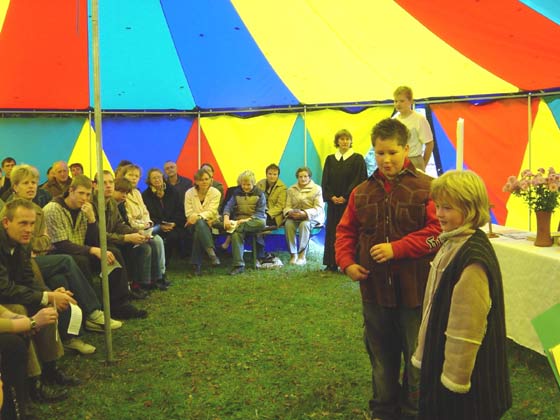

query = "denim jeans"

[
  {"left": 35, "top": 254, "right": 102, "bottom": 339},
  {"left": 362, "top": 301, "right": 421, "bottom": 420},
  {"left": 119, "top": 243, "right": 152, "bottom": 286}
]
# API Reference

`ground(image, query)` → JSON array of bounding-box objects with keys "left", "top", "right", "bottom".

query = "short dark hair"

[
  {"left": 334, "top": 129, "right": 352, "bottom": 147},
  {"left": 265, "top": 163, "right": 280, "bottom": 175},
  {"left": 1, "top": 157, "right": 16, "bottom": 167},
  {"left": 371, "top": 118, "right": 409, "bottom": 148},
  {"left": 4, "top": 198, "right": 35, "bottom": 221},
  {"left": 114, "top": 177, "right": 133, "bottom": 193},
  {"left": 69, "top": 162, "right": 84, "bottom": 171}
]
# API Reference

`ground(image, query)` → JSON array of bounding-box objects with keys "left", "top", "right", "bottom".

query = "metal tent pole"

[{"left": 91, "top": 0, "right": 114, "bottom": 362}]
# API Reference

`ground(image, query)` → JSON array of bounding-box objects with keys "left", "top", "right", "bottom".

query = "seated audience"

[
  {"left": 42, "top": 161, "right": 72, "bottom": 198},
  {"left": 0, "top": 304, "right": 58, "bottom": 419},
  {"left": 0, "top": 199, "right": 81, "bottom": 405},
  {"left": 142, "top": 168, "right": 187, "bottom": 263},
  {"left": 163, "top": 160, "right": 193, "bottom": 202},
  {"left": 222, "top": 170, "right": 266, "bottom": 275},
  {"left": 184, "top": 168, "right": 221, "bottom": 275},
  {"left": 43, "top": 175, "right": 147, "bottom": 319},
  {"left": 119, "top": 164, "right": 169, "bottom": 289},
  {"left": 0, "top": 157, "right": 16, "bottom": 201},
  {"left": 4, "top": 165, "right": 121, "bottom": 353},
  {"left": 256, "top": 163, "right": 287, "bottom": 227},
  {"left": 200, "top": 163, "right": 224, "bottom": 199},
  {"left": 69, "top": 162, "right": 84, "bottom": 177},
  {"left": 283, "top": 167, "right": 325, "bottom": 265},
  {"left": 94, "top": 172, "right": 156, "bottom": 295}
]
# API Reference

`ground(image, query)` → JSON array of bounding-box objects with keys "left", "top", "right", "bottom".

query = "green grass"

[{"left": 34, "top": 246, "right": 560, "bottom": 419}]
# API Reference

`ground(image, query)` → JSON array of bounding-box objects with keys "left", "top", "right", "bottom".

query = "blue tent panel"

[
  {"left": 160, "top": 0, "right": 298, "bottom": 110},
  {"left": 90, "top": 0, "right": 195, "bottom": 110},
  {"left": 102, "top": 116, "right": 194, "bottom": 173}
]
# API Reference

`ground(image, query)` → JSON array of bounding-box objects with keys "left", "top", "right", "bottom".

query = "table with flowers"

[{"left": 485, "top": 224, "right": 560, "bottom": 354}]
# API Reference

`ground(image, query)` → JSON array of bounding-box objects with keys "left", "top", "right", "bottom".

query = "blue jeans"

[
  {"left": 362, "top": 301, "right": 421, "bottom": 420},
  {"left": 119, "top": 243, "right": 152, "bottom": 286},
  {"left": 35, "top": 254, "right": 101, "bottom": 339}
]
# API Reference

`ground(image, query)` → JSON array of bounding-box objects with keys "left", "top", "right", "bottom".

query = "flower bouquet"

[
  {"left": 503, "top": 167, "right": 560, "bottom": 212},
  {"left": 503, "top": 167, "right": 560, "bottom": 246}
]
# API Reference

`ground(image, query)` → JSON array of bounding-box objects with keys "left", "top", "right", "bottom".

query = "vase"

[{"left": 534, "top": 211, "right": 553, "bottom": 247}]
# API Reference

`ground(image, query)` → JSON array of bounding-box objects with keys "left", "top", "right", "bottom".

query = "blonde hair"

[
  {"left": 393, "top": 85, "right": 413, "bottom": 100},
  {"left": 237, "top": 170, "right": 256, "bottom": 186},
  {"left": 431, "top": 170, "right": 490, "bottom": 229},
  {"left": 10, "top": 164, "right": 39, "bottom": 185}
]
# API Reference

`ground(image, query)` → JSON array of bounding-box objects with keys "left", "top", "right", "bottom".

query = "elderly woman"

[
  {"left": 222, "top": 170, "right": 267, "bottom": 275},
  {"left": 119, "top": 164, "right": 169, "bottom": 289},
  {"left": 321, "top": 129, "right": 367, "bottom": 271},
  {"left": 142, "top": 168, "right": 187, "bottom": 263},
  {"left": 283, "top": 167, "right": 325, "bottom": 265},
  {"left": 184, "top": 168, "right": 221, "bottom": 275}
]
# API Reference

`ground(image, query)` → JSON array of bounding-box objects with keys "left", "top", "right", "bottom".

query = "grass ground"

[{"left": 34, "top": 245, "right": 559, "bottom": 419}]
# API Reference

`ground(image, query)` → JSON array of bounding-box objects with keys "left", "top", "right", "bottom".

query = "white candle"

[{"left": 456, "top": 118, "right": 464, "bottom": 170}]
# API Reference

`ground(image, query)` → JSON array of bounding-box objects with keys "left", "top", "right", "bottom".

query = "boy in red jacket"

[{"left": 335, "top": 118, "right": 441, "bottom": 420}]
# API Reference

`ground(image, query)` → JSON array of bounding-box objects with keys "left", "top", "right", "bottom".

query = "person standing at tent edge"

[
  {"left": 335, "top": 118, "right": 441, "bottom": 420},
  {"left": 393, "top": 86, "right": 434, "bottom": 172}
]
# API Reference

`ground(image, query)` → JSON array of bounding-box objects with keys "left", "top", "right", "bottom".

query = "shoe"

[
  {"left": 139, "top": 282, "right": 157, "bottom": 291},
  {"left": 154, "top": 281, "right": 169, "bottom": 291},
  {"left": 192, "top": 264, "right": 202, "bottom": 276},
  {"left": 230, "top": 266, "right": 245, "bottom": 276},
  {"left": 112, "top": 303, "right": 148, "bottom": 320},
  {"left": 295, "top": 257, "right": 307, "bottom": 266},
  {"left": 85, "top": 310, "right": 123, "bottom": 332},
  {"left": 28, "top": 379, "right": 68, "bottom": 403},
  {"left": 324, "top": 265, "right": 338, "bottom": 272},
  {"left": 210, "top": 255, "right": 221, "bottom": 266},
  {"left": 129, "top": 288, "right": 149, "bottom": 300},
  {"left": 63, "top": 338, "right": 96, "bottom": 355},
  {"left": 289, "top": 255, "right": 297, "bottom": 264},
  {"left": 43, "top": 368, "right": 81, "bottom": 387}
]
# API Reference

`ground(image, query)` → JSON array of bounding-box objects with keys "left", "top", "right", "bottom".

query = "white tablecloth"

[{"left": 486, "top": 225, "right": 560, "bottom": 354}]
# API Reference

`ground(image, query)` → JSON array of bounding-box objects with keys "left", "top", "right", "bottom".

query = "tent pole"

[
  {"left": 91, "top": 0, "right": 114, "bottom": 362},
  {"left": 197, "top": 110, "right": 201, "bottom": 167},
  {"left": 527, "top": 93, "right": 533, "bottom": 231},
  {"left": 303, "top": 105, "right": 307, "bottom": 166}
]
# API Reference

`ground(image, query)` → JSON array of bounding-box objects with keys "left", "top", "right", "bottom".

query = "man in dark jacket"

[{"left": 0, "top": 199, "right": 81, "bottom": 404}]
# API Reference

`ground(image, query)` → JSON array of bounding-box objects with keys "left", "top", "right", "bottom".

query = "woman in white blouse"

[
  {"left": 185, "top": 168, "right": 221, "bottom": 275},
  {"left": 120, "top": 164, "right": 168, "bottom": 289}
]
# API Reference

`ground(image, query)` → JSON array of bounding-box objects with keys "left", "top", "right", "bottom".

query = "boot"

[{"left": 28, "top": 377, "right": 68, "bottom": 403}]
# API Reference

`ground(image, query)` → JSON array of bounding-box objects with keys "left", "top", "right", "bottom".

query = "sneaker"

[
  {"left": 296, "top": 257, "right": 307, "bottom": 266},
  {"left": 210, "top": 255, "right": 221, "bottom": 266},
  {"left": 63, "top": 338, "right": 96, "bottom": 355},
  {"left": 85, "top": 310, "right": 123, "bottom": 332},
  {"left": 230, "top": 266, "right": 245, "bottom": 276},
  {"left": 28, "top": 379, "right": 68, "bottom": 403},
  {"left": 289, "top": 255, "right": 298, "bottom": 264},
  {"left": 112, "top": 303, "right": 148, "bottom": 320}
]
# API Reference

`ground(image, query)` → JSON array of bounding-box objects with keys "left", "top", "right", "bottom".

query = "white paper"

[{"left": 66, "top": 303, "right": 83, "bottom": 336}]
